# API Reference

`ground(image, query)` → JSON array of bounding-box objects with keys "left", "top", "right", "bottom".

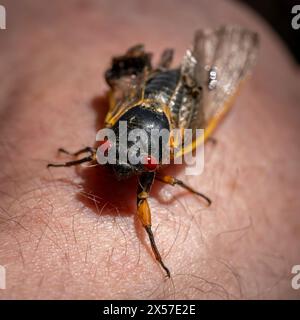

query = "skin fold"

[{"left": 0, "top": 0, "right": 299, "bottom": 299}]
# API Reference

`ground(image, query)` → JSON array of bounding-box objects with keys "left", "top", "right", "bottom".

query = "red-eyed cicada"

[{"left": 48, "top": 26, "right": 259, "bottom": 277}]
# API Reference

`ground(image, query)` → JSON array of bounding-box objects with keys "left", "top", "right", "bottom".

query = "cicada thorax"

[{"left": 105, "top": 66, "right": 188, "bottom": 176}]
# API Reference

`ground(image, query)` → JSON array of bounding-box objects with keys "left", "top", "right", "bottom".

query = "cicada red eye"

[
  {"left": 143, "top": 155, "right": 158, "bottom": 171},
  {"left": 99, "top": 139, "right": 112, "bottom": 155}
]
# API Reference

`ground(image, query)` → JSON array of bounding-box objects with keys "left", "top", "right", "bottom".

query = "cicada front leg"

[{"left": 47, "top": 147, "right": 96, "bottom": 168}]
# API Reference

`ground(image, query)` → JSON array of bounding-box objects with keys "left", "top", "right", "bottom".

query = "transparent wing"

[
  {"left": 174, "top": 26, "right": 259, "bottom": 157},
  {"left": 179, "top": 25, "right": 259, "bottom": 132},
  {"left": 104, "top": 45, "right": 152, "bottom": 127}
]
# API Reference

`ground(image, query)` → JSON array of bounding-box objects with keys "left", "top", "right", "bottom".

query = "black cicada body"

[{"left": 48, "top": 26, "right": 259, "bottom": 277}]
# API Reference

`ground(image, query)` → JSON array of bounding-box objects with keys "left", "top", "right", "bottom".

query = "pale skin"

[{"left": 0, "top": 0, "right": 299, "bottom": 299}]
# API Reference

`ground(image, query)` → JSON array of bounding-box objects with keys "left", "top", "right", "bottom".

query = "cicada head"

[{"left": 106, "top": 105, "right": 170, "bottom": 180}]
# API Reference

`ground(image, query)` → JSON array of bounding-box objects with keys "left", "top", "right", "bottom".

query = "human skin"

[{"left": 0, "top": 0, "right": 299, "bottom": 299}]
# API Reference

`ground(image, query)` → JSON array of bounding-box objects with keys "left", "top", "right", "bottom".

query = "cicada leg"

[
  {"left": 57, "top": 147, "right": 96, "bottom": 157},
  {"left": 47, "top": 147, "right": 96, "bottom": 168},
  {"left": 137, "top": 172, "right": 171, "bottom": 278},
  {"left": 156, "top": 175, "right": 211, "bottom": 206},
  {"left": 157, "top": 48, "right": 174, "bottom": 70}
]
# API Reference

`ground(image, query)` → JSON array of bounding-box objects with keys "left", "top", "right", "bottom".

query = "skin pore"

[{"left": 0, "top": 0, "right": 299, "bottom": 299}]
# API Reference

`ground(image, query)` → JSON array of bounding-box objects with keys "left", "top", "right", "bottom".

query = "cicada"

[{"left": 48, "top": 26, "right": 259, "bottom": 277}]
